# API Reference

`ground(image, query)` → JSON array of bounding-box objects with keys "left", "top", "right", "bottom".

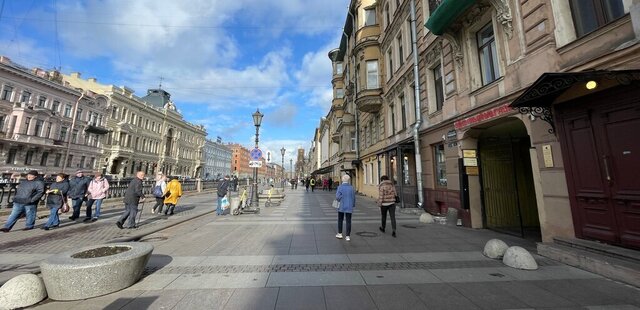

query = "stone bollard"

[
  {"left": 502, "top": 246, "right": 538, "bottom": 270},
  {"left": 446, "top": 207, "right": 458, "bottom": 226},
  {"left": 419, "top": 213, "right": 434, "bottom": 224},
  {"left": 0, "top": 274, "right": 47, "bottom": 309},
  {"left": 483, "top": 239, "right": 509, "bottom": 259}
]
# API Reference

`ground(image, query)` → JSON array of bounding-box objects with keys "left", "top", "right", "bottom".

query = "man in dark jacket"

[
  {"left": 116, "top": 171, "right": 145, "bottom": 229},
  {"left": 1, "top": 170, "right": 45, "bottom": 232},
  {"left": 68, "top": 170, "right": 90, "bottom": 220}
]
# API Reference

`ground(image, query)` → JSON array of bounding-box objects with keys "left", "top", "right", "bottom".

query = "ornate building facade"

[
  {"left": 62, "top": 73, "right": 206, "bottom": 178},
  {"left": 0, "top": 56, "right": 108, "bottom": 177},
  {"left": 324, "top": 0, "right": 640, "bottom": 250}
]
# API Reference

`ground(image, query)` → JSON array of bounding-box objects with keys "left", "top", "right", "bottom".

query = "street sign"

[
  {"left": 250, "top": 148, "right": 262, "bottom": 160},
  {"left": 249, "top": 160, "right": 263, "bottom": 168}
]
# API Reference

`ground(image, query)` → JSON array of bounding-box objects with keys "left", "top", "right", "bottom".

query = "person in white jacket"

[
  {"left": 151, "top": 173, "right": 167, "bottom": 214},
  {"left": 85, "top": 172, "right": 110, "bottom": 222}
]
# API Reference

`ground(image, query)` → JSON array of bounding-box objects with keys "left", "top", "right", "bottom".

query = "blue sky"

[{"left": 0, "top": 0, "right": 349, "bottom": 164}]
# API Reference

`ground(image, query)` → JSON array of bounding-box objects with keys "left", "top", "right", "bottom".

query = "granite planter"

[{"left": 40, "top": 242, "right": 153, "bottom": 301}]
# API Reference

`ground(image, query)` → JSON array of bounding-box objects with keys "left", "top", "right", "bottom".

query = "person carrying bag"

[{"left": 377, "top": 175, "right": 398, "bottom": 238}]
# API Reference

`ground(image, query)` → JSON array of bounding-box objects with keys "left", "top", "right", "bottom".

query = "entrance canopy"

[
  {"left": 511, "top": 70, "right": 640, "bottom": 108},
  {"left": 311, "top": 165, "right": 333, "bottom": 175},
  {"left": 510, "top": 70, "right": 640, "bottom": 133}
]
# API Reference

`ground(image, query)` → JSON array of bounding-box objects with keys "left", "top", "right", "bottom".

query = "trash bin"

[{"left": 229, "top": 197, "right": 241, "bottom": 215}]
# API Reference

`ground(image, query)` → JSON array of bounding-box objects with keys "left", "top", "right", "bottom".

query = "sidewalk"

[
  {"left": 28, "top": 188, "right": 640, "bottom": 309},
  {"left": 0, "top": 190, "right": 222, "bottom": 285}
]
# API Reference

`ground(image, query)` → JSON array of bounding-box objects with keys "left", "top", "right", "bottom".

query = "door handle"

[{"left": 602, "top": 155, "right": 612, "bottom": 183}]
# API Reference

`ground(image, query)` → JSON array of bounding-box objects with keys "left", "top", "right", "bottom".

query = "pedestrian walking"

[
  {"left": 216, "top": 175, "right": 230, "bottom": 215},
  {"left": 68, "top": 170, "right": 90, "bottom": 221},
  {"left": 323, "top": 178, "right": 329, "bottom": 191},
  {"left": 1, "top": 170, "right": 45, "bottom": 232},
  {"left": 305, "top": 178, "right": 310, "bottom": 192},
  {"left": 328, "top": 177, "right": 333, "bottom": 191},
  {"left": 377, "top": 175, "right": 397, "bottom": 238},
  {"left": 335, "top": 174, "right": 355, "bottom": 241},
  {"left": 163, "top": 176, "right": 183, "bottom": 215},
  {"left": 43, "top": 173, "right": 69, "bottom": 230},
  {"left": 85, "top": 172, "right": 110, "bottom": 222},
  {"left": 151, "top": 173, "right": 167, "bottom": 214},
  {"left": 310, "top": 177, "right": 316, "bottom": 192},
  {"left": 116, "top": 171, "right": 145, "bottom": 229}
]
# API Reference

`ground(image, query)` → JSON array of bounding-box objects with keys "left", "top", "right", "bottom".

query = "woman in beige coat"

[{"left": 377, "top": 175, "right": 397, "bottom": 237}]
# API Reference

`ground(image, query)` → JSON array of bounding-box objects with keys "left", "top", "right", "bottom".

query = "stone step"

[{"left": 537, "top": 238, "right": 640, "bottom": 288}]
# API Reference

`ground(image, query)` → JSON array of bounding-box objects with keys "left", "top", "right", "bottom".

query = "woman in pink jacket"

[{"left": 85, "top": 172, "right": 110, "bottom": 222}]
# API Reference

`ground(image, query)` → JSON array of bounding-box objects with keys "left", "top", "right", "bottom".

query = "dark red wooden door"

[{"left": 558, "top": 85, "right": 640, "bottom": 249}]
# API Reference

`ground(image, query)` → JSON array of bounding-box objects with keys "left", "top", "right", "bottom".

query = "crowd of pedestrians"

[{"left": 0, "top": 170, "right": 189, "bottom": 233}]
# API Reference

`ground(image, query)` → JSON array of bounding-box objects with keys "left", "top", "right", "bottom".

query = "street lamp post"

[
  {"left": 250, "top": 109, "right": 263, "bottom": 209},
  {"left": 280, "top": 147, "right": 286, "bottom": 189},
  {"left": 290, "top": 158, "right": 293, "bottom": 179}
]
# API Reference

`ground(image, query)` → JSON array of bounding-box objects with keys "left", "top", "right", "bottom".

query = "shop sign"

[
  {"left": 446, "top": 130, "right": 457, "bottom": 148},
  {"left": 454, "top": 103, "right": 514, "bottom": 130},
  {"left": 462, "top": 149, "right": 477, "bottom": 158}
]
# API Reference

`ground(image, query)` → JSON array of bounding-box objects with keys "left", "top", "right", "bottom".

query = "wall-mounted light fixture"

[{"left": 586, "top": 80, "right": 598, "bottom": 90}]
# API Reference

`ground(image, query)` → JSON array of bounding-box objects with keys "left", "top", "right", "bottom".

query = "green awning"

[{"left": 425, "top": 0, "right": 476, "bottom": 35}]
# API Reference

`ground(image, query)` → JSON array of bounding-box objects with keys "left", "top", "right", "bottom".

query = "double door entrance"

[{"left": 557, "top": 84, "right": 640, "bottom": 249}]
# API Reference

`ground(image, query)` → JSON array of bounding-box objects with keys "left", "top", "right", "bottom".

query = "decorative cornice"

[
  {"left": 442, "top": 32, "right": 463, "bottom": 70},
  {"left": 425, "top": 39, "right": 443, "bottom": 67},
  {"left": 489, "top": 0, "right": 513, "bottom": 39}
]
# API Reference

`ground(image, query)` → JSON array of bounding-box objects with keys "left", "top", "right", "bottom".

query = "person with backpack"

[
  {"left": 85, "top": 172, "right": 110, "bottom": 222},
  {"left": 216, "top": 175, "right": 230, "bottom": 216},
  {"left": 151, "top": 173, "right": 167, "bottom": 214},
  {"left": 163, "top": 176, "right": 183, "bottom": 215},
  {"left": 310, "top": 177, "right": 316, "bottom": 192}
]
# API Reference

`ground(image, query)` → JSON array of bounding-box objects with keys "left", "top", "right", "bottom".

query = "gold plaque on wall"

[
  {"left": 462, "top": 149, "right": 477, "bottom": 158},
  {"left": 466, "top": 166, "right": 479, "bottom": 175}
]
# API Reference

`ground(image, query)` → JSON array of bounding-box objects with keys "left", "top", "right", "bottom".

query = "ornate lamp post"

[
  {"left": 280, "top": 147, "right": 286, "bottom": 189},
  {"left": 251, "top": 109, "right": 263, "bottom": 209}
]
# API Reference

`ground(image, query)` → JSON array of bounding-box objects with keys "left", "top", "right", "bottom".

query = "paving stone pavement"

[{"left": 15, "top": 188, "right": 640, "bottom": 309}]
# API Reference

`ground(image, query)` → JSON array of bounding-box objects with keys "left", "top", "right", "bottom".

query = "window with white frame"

[
  {"left": 350, "top": 131, "right": 356, "bottom": 151},
  {"left": 366, "top": 60, "right": 379, "bottom": 89},
  {"left": 373, "top": 114, "right": 379, "bottom": 143},
  {"left": 397, "top": 35, "right": 404, "bottom": 66},
  {"left": 433, "top": 64, "right": 444, "bottom": 111},
  {"left": 364, "top": 8, "right": 376, "bottom": 26},
  {"left": 64, "top": 104, "right": 72, "bottom": 117},
  {"left": 37, "top": 96, "right": 46, "bottom": 107},
  {"left": 434, "top": 143, "right": 447, "bottom": 187},
  {"left": 390, "top": 104, "right": 396, "bottom": 134},
  {"left": 20, "top": 91, "right": 31, "bottom": 104},
  {"left": 569, "top": 0, "right": 625, "bottom": 38},
  {"left": 400, "top": 93, "right": 407, "bottom": 130},
  {"left": 477, "top": 23, "right": 500, "bottom": 85},
  {"left": 384, "top": 3, "right": 390, "bottom": 29},
  {"left": 336, "top": 88, "right": 344, "bottom": 98},
  {"left": 52, "top": 100, "right": 60, "bottom": 113},
  {"left": 1, "top": 85, "right": 12, "bottom": 101},
  {"left": 387, "top": 50, "right": 394, "bottom": 79},
  {"left": 335, "top": 62, "right": 343, "bottom": 75}
]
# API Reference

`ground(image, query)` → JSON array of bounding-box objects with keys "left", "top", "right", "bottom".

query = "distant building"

[
  {"left": 203, "top": 137, "right": 232, "bottom": 180},
  {"left": 0, "top": 56, "right": 108, "bottom": 176},
  {"left": 228, "top": 143, "right": 251, "bottom": 179}
]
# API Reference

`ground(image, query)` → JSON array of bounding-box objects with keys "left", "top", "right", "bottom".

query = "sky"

[{"left": 0, "top": 0, "right": 349, "bottom": 166}]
